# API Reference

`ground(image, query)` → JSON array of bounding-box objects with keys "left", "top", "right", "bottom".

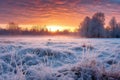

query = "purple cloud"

[{"left": 0, "top": 0, "right": 120, "bottom": 26}]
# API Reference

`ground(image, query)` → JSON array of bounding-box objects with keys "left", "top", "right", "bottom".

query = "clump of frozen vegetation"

[{"left": 0, "top": 37, "right": 120, "bottom": 80}]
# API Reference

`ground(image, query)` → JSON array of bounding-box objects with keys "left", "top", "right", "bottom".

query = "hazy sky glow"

[{"left": 0, "top": 0, "right": 120, "bottom": 29}]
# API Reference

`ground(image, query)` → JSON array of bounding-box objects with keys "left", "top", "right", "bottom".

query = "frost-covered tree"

[
  {"left": 115, "top": 23, "right": 120, "bottom": 37},
  {"left": 79, "top": 16, "right": 91, "bottom": 37},
  {"left": 78, "top": 12, "right": 106, "bottom": 38},
  {"left": 78, "top": 13, "right": 120, "bottom": 38},
  {"left": 109, "top": 17, "right": 119, "bottom": 37},
  {"left": 89, "top": 12, "right": 105, "bottom": 38}
]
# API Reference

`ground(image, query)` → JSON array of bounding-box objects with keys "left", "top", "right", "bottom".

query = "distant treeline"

[
  {"left": 0, "top": 23, "right": 75, "bottom": 36},
  {"left": 78, "top": 12, "right": 120, "bottom": 38},
  {"left": 0, "top": 12, "right": 120, "bottom": 38}
]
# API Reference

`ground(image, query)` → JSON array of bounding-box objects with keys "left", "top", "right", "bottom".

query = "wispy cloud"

[{"left": 0, "top": 0, "right": 120, "bottom": 26}]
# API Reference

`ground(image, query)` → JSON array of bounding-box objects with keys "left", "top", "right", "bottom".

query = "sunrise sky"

[{"left": 0, "top": 0, "right": 120, "bottom": 30}]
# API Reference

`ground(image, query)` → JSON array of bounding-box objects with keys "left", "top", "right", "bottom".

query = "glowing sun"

[{"left": 46, "top": 25, "right": 63, "bottom": 32}]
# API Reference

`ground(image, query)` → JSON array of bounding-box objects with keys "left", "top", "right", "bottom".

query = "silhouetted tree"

[
  {"left": 7, "top": 22, "right": 21, "bottom": 35},
  {"left": 109, "top": 17, "right": 119, "bottom": 37},
  {"left": 79, "top": 16, "right": 91, "bottom": 37},
  {"left": 115, "top": 23, "right": 120, "bottom": 37},
  {"left": 105, "top": 26, "right": 111, "bottom": 38},
  {"left": 7, "top": 22, "right": 20, "bottom": 30}
]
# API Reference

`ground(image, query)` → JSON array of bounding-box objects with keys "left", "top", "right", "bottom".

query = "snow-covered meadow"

[{"left": 0, "top": 36, "right": 120, "bottom": 80}]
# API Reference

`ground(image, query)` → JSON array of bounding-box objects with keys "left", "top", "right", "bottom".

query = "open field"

[{"left": 0, "top": 37, "right": 120, "bottom": 80}]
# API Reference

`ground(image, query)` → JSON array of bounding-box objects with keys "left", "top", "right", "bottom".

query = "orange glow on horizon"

[
  {"left": 46, "top": 25, "right": 76, "bottom": 32},
  {"left": 0, "top": 24, "right": 77, "bottom": 32},
  {"left": 46, "top": 25, "right": 64, "bottom": 32}
]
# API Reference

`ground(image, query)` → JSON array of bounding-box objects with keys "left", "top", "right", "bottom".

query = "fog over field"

[{"left": 0, "top": 37, "right": 120, "bottom": 80}]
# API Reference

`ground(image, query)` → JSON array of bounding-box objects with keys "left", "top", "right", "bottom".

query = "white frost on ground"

[{"left": 0, "top": 36, "right": 120, "bottom": 80}]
